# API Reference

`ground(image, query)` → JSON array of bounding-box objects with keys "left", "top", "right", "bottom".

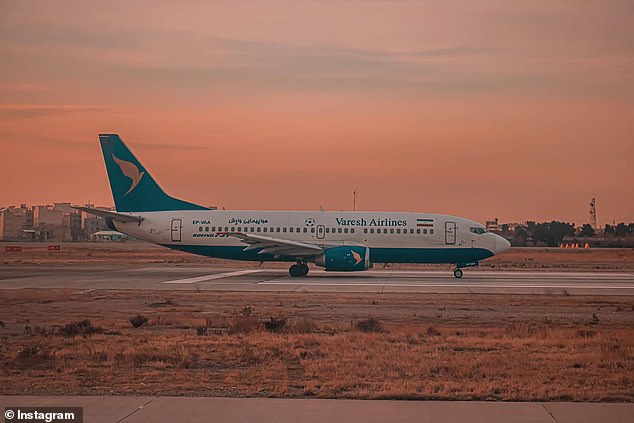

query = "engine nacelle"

[{"left": 314, "top": 246, "right": 371, "bottom": 271}]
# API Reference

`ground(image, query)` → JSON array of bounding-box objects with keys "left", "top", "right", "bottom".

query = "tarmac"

[
  {"left": 1, "top": 396, "right": 633, "bottom": 423},
  {"left": 1, "top": 265, "right": 633, "bottom": 295}
]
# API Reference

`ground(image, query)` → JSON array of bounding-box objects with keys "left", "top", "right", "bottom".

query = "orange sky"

[{"left": 1, "top": 1, "right": 632, "bottom": 225}]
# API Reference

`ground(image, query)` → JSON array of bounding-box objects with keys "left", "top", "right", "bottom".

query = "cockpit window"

[{"left": 470, "top": 227, "right": 487, "bottom": 235}]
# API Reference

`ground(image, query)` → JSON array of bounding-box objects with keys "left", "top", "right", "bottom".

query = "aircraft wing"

[
  {"left": 72, "top": 206, "right": 144, "bottom": 223},
  {"left": 227, "top": 232, "right": 324, "bottom": 258}
]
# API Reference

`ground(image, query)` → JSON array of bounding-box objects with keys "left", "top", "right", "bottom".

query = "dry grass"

[{"left": 1, "top": 290, "right": 633, "bottom": 400}]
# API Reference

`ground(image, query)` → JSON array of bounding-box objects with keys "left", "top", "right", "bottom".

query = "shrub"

[
  {"left": 57, "top": 320, "right": 104, "bottom": 337},
  {"left": 264, "top": 317, "right": 287, "bottom": 333},
  {"left": 130, "top": 315, "right": 149, "bottom": 328},
  {"left": 356, "top": 318, "right": 383, "bottom": 333}
]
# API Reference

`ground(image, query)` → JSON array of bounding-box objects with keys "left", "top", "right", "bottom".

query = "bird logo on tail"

[
  {"left": 112, "top": 154, "right": 145, "bottom": 196},
  {"left": 351, "top": 250, "right": 362, "bottom": 265}
]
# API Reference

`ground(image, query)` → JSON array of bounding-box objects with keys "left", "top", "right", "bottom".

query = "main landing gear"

[
  {"left": 453, "top": 268, "right": 463, "bottom": 279},
  {"left": 289, "top": 262, "right": 309, "bottom": 277}
]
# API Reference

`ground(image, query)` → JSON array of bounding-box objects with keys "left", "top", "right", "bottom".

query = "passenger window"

[
  {"left": 310, "top": 227, "right": 315, "bottom": 233},
  {"left": 364, "top": 228, "right": 368, "bottom": 234},
  {"left": 416, "top": 229, "right": 421, "bottom": 234},
  {"left": 263, "top": 228, "right": 268, "bottom": 232},
  {"left": 351, "top": 228, "right": 355, "bottom": 234},
  {"left": 199, "top": 226, "right": 203, "bottom": 232},
  {"left": 396, "top": 229, "right": 401, "bottom": 234},
  {"left": 237, "top": 227, "right": 241, "bottom": 232},
  {"left": 390, "top": 229, "right": 394, "bottom": 234},
  {"left": 343, "top": 228, "right": 347, "bottom": 233},
  {"left": 370, "top": 228, "right": 374, "bottom": 234},
  {"left": 257, "top": 227, "right": 261, "bottom": 232},
  {"left": 289, "top": 227, "right": 294, "bottom": 233},
  {"left": 410, "top": 229, "right": 414, "bottom": 234},
  {"left": 205, "top": 227, "right": 209, "bottom": 232},
  {"left": 224, "top": 227, "right": 229, "bottom": 232},
  {"left": 326, "top": 228, "right": 330, "bottom": 233},
  {"left": 338, "top": 228, "right": 342, "bottom": 233},
  {"left": 283, "top": 227, "right": 287, "bottom": 233},
  {"left": 383, "top": 229, "right": 388, "bottom": 234},
  {"left": 276, "top": 227, "right": 281, "bottom": 232},
  {"left": 212, "top": 226, "right": 216, "bottom": 231},
  {"left": 430, "top": 229, "right": 434, "bottom": 234},
  {"left": 303, "top": 228, "right": 307, "bottom": 233},
  {"left": 423, "top": 229, "right": 428, "bottom": 234}
]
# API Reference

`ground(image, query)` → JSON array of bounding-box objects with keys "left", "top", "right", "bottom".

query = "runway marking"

[
  {"left": 257, "top": 282, "right": 634, "bottom": 289},
  {"left": 161, "top": 270, "right": 262, "bottom": 284}
]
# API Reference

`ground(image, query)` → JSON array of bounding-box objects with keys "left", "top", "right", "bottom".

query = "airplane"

[{"left": 76, "top": 134, "right": 511, "bottom": 279}]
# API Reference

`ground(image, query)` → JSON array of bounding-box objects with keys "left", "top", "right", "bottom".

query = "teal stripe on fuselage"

[{"left": 161, "top": 244, "right": 493, "bottom": 264}]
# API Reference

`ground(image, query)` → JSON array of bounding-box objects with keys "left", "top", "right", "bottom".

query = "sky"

[{"left": 0, "top": 0, "right": 632, "bottom": 225}]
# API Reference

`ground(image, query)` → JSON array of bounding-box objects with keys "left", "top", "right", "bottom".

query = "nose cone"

[{"left": 493, "top": 234, "right": 511, "bottom": 255}]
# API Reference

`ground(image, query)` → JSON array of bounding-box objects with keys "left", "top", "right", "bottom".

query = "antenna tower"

[
  {"left": 589, "top": 198, "right": 598, "bottom": 231},
  {"left": 353, "top": 189, "right": 358, "bottom": 211}
]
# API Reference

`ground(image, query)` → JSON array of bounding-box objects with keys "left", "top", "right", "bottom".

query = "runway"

[
  {"left": 1, "top": 265, "right": 633, "bottom": 295},
  {"left": 1, "top": 396, "right": 632, "bottom": 423}
]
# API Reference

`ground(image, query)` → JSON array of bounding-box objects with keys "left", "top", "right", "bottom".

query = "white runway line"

[
  {"left": 162, "top": 270, "right": 262, "bottom": 284},
  {"left": 257, "top": 282, "right": 634, "bottom": 289}
]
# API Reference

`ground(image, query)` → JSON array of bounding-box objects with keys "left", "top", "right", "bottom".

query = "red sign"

[
  {"left": 48, "top": 245, "right": 61, "bottom": 251},
  {"left": 4, "top": 246, "right": 22, "bottom": 252}
]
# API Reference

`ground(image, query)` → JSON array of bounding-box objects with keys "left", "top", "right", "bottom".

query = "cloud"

[
  {"left": 0, "top": 130, "right": 206, "bottom": 151},
  {"left": 0, "top": 104, "right": 105, "bottom": 119}
]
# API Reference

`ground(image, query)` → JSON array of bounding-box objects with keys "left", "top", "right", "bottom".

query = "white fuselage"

[{"left": 114, "top": 210, "right": 508, "bottom": 264}]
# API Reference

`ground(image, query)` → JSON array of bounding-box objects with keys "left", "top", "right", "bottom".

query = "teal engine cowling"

[{"left": 314, "top": 246, "right": 371, "bottom": 271}]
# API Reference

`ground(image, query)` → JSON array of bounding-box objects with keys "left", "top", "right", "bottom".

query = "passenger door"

[
  {"left": 171, "top": 219, "right": 182, "bottom": 242},
  {"left": 445, "top": 221, "right": 456, "bottom": 245},
  {"left": 316, "top": 224, "right": 325, "bottom": 239}
]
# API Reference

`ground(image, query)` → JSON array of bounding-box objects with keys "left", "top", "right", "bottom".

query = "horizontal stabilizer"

[{"left": 72, "top": 206, "right": 144, "bottom": 223}]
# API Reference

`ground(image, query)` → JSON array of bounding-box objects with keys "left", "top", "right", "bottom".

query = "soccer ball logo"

[{"left": 304, "top": 218, "right": 315, "bottom": 227}]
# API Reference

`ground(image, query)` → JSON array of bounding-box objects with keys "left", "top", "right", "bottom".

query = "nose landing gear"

[
  {"left": 453, "top": 261, "right": 478, "bottom": 278},
  {"left": 289, "top": 262, "right": 309, "bottom": 277}
]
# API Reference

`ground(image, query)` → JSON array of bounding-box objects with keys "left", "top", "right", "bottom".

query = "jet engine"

[{"left": 314, "top": 245, "right": 371, "bottom": 271}]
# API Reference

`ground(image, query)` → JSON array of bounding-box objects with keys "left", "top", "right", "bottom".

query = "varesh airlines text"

[{"left": 336, "top": 218, "right": 407, "bottom": 226}]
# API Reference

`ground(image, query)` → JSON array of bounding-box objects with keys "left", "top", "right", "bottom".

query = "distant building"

[
  {"left": 0, "top": 205, "right": 33, "bottom": 241},
  {"left": 81, "top": 203, "right": 112, "bottom": 239},
  {"left": 90, "top": 230, "right": 133, "bottom": 241},
  {"left": 485, "top": 218, "right": 500, "bottom": 233},
  {"left": 5, "top": 202, "right": 111, "bottom": 241}
]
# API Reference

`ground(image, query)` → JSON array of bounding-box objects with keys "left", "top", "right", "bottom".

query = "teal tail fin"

[{"left": 99, "top": 134, "right": 208, "bottom": 212}]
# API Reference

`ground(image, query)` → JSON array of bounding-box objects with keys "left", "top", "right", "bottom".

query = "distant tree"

[
  {"left": 512, "top": 226, "right": 528, "bottom": 247},
  {"left": 532, "top": 221, "right": 575, "bottom": 247},
  {"left": 580, "top": 224, "right": 595, "bottom": 237},
  {"left": 604, "top": 224, "right": 615, "bottom": 235},
  {"left": 615, "top": 223, "right": 628, "bottom": 237}
]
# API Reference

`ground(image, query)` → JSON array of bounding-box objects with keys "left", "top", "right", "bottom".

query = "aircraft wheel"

[
  {"left": 289, "top": 264, "right": 307, "bottom": 277},
  {"left": 453, "top": 268, "right": 463, "bottom": 279},
  {"left": 299, "top": 263, "right": 309, "bottom": 276}
]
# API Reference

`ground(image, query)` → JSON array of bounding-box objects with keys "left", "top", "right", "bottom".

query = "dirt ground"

[
  {"left": 2, "top": 242, "right": 633, "bottom": 271},
  {"left": 1, "top": 289, "right": 633, "bottom": 401}
]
